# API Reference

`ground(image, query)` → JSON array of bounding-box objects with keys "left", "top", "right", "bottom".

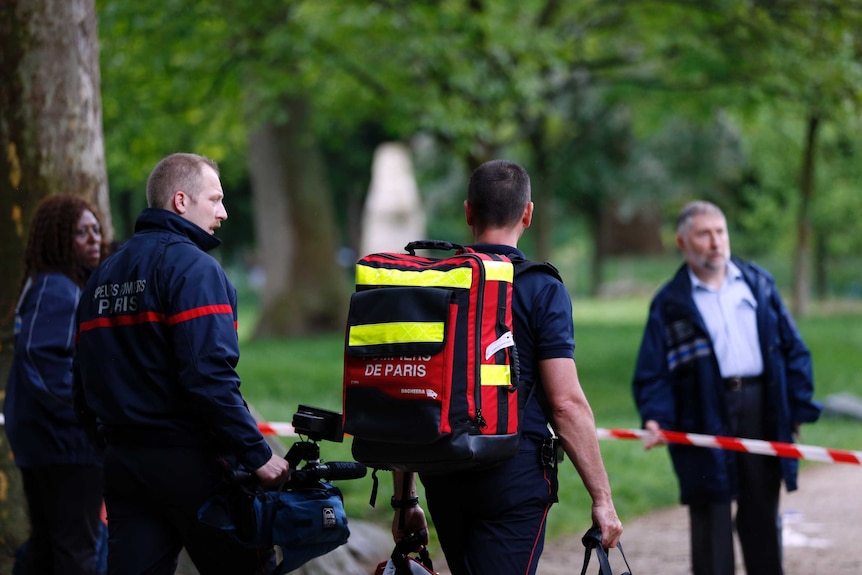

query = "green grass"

[{"left": 235, "top": 296, "right": 862, "bottom": 542}]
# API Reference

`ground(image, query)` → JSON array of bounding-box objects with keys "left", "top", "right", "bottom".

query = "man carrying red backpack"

[{"left": 390, "top": 159, "right": 623, "bottom": 575}]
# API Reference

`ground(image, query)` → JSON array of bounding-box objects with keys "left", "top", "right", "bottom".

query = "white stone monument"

[{"left": 359, "top": 142, "right": 426, "bottom": 256}]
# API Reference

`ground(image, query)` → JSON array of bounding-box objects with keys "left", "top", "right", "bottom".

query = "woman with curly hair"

[{"left": 4, "top": 194, "right": 109, "bottom": 575}]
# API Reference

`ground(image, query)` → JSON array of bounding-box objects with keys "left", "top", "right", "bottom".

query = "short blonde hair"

[{"left": 145, "top": 153, "right": 219, "bottom": 209}]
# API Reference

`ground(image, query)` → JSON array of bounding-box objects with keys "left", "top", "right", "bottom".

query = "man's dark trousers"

[
  {"left": 420, "top": 442, "right": 556, "bottom": 575},
  {"left": 103, "top": 444, "right": 274, "bottom": 575},
  {"left": 689, "top": 381, "right": 783, "bottom": 575}
]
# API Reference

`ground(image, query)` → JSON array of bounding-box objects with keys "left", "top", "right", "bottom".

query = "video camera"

[
  {"left": 286, "top": 405, "right": 366, "bottom": 488},
  {"left": 202, "top": 405, "right": 358, "bottom": 570}
]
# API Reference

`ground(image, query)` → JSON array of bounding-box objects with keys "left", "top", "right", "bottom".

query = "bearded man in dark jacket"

[{"left": 633, "top": 200, "right": 821, "bottom": 575}]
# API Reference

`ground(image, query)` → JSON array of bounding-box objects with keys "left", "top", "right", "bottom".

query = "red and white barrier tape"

[
  {"left": 596, "top": 427, "right": 862, "bottom": 466},
  {"left": 257, "top": 420, "right": 297, "bottom": 437},
  {"left": 1, "top": 414, "right": 856, "bottom": 465},
  {"left": 261, "top": 421, "right": 862, "bottom": 467}
]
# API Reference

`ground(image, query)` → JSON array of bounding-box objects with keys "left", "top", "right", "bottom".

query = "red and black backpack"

[{"left": 342, "top": 240, "right": 558, "bottom": 474}]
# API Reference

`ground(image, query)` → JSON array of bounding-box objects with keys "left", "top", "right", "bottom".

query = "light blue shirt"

[{"left": 689, "top": 261, "right": 763, "bottom": 378}]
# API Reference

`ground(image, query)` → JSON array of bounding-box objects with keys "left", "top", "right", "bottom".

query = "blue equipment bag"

[{"left": 198, "top": 481, "right": 350, "bottom": 574}]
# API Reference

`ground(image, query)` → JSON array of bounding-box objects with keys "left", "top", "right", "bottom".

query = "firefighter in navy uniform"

[
  {"left": 391, "top": 160, "right": 623, "bottom": 575},
  {"left": 74, "top": 153, "right": 289, "bottom": 575}
]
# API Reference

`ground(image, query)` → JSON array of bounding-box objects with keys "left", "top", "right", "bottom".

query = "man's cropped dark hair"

[{"left": 467, "top": 160, "right": 531, "bottom": 233}]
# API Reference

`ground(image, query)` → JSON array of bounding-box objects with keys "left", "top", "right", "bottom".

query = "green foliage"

[
  {"left": 812, "top": 118, "right": 862, "bottom": 258},
  {"left": 236, "top": 289, "right": 862, "bottom": 542},
  {"left": 97, "top": 0, "right": 251, "bottom": 249},
  {"left": 97, "top": 1, "right": 247, "bottom": 189},
  {"left": 97, "top": 0, "right": 862, "bottom": 301}
]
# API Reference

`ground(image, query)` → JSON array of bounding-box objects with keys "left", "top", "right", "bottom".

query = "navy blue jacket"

[
  {"left": 74, "top": 209, "right": 272, "bottom": 471},
  {"left": 5, "top": 273, "right": 103, "bottom": 467},
  {"left": 632, "top": 257, "right": 821, "bottom": 505}
]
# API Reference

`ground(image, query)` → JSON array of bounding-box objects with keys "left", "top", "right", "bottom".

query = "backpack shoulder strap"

[
  {"left": 512, "top": 257, "right": 563, "bottom": 283},
  {"left": 509, "top": 257, "right": 565, "bottom": 442}
]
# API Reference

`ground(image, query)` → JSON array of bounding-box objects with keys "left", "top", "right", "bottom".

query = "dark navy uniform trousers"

[
  {"left": 103, "top": 444, "right": 275, "bottom": 575},
  {"left": 420, "top": 440, "right": 556, "bottom": 575},
  {"left": 18, "top": 464, "right": 104, "bottom": 575}
]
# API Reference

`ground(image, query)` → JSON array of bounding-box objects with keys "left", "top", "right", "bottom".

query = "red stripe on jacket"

[{"left": 78, "top": 304, "right": 235, "bottom": 333}]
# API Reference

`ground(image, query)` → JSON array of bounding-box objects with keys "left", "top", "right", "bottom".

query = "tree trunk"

[
  {"left": 792, "top": 112, "right": 819, "bottom": 317},
  {"left": 250, "top": 97, "right": 348, "bottom": 337},
  {"left": 589, "top": 209, "right": 605, "bottom": 298},
  {"left": 248, "top": 121, "right": 294, "bottom": 326},
  {"left": 814, "top": 232, "right": 828, "bottom": 300},
  {"left": 0, "top": 0, "right": 109, "bottom": 567},
  {"left": 528, "top": 134, "right": 553, "bottom": 263}
]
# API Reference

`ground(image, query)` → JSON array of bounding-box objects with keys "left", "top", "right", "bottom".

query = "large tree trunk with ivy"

[
  {"left": 250, "top": 96, "right": 348, "bottom": 338},
  {"left": 0, "top": 0, "right": 108, "bottom": 568}
]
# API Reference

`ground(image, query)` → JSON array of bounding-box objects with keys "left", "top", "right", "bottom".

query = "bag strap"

[
  {"left": 511, "top": 256, "right": 563, "bottom": 433},
  {"left": 511, "top": 257, "right": 562, "bottom": 282},
  {"left": 417, "top": 547, "right": 434, "bottom": 572},
  {"left": 397, "top": 472, "right": 410, "bottom": 536},
  {"left": 580, "top": 539, "right": 613, "bottom": 575},
  {"left": 580, "top": 526, "right": 633, "bottom": 575},
  {"left": 390, "top": 528, "right": 433, "bottom": 575}
]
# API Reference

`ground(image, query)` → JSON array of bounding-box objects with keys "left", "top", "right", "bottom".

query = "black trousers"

[
  {"left": 19, "top": 464, "right": 105, "bottom": 575},
  {"left": 689, "top": 382, "right": 783, "bottom": 575},
  {"left": 420, "top": 445, "right": 556, "bottom": 575},
  {"left": 103, "top": 444, "right": 275, "bottom": 575}
]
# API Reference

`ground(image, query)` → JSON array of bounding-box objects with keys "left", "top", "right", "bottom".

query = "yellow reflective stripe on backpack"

[
  {"left": 356, "top": 265, "right": 473, "bottom": 289},
  {"left": 482, "top": 260, "right": 514, "bottom": 283},
  {"left": 348, "top": 322, "right": 445, "bottom": 346},
  {"left": 480, "top": 364, "right": 512, "bottom": 386}
]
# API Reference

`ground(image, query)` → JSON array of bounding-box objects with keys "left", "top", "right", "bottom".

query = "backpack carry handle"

[
  {"left": 580, "top": 526, "right": 632, "bottom": 575},
  {"left": 404, "top": 240, "right": 468, "bottom": 256}
]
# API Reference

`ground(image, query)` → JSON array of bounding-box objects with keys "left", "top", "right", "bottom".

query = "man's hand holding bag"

[{"left": 581, "top": 526, "right": 633, "bottom": 575}]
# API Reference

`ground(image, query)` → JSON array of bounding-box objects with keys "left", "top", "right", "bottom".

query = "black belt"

[{"left": 724, "top": 376, "right": 763, "bottom": 391}]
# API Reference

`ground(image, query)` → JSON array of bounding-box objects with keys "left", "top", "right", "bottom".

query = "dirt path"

[
  {"left": 379, "top": 463, "right": 860, "bottom": 575},
  {"left": 329, "top": 462, "right": 861, "bottom": 575},
  {"left": 538, "top": 463, "right": 862, "bottom": 574}
]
